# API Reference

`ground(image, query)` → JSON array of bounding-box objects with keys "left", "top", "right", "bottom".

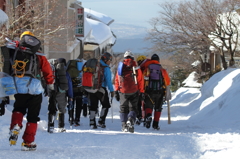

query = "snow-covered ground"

[{"left": 1, "top": 68, "right": 240, "bottom": 159}]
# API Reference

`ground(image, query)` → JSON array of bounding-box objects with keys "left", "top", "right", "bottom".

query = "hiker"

[
  {"left": 47, "top": 58, "right": 73, "bottom": 133},
  {"left": 143, "top": 54, "right": 170, "bottom": 130},
  {"left": 0, "top": 96, "right": 9, "bottom": 116},
  {"left": 83, "top": 52, "right": 114, "bottom": 129},
  {"left": 114, "top": 50, "right": 144, "bottom": 133},
  {"left": 135, "top": 55, "right": 151, "bottom": 125},
  {"left": 66, "top": 59, "right": 87, "bottom": 126},
  {"left": 82, "top": 94, "right": 89, "bottom": 117},
  {"left": 7, "top": 31, "right": 54, "bottom": 151}
]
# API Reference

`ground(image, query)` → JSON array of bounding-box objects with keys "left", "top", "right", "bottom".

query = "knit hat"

[
  {"left": 151, "top": 54, "right": 160, "bottom": 61},
  {"left": 124, "top": 50, "right": 134, "bottom": 58},
  {"left": 58, "top": 58, "right": 67, "bottom": 66},
  {"left": 101, "top": 52, "right": 112, "bottom": 62}
]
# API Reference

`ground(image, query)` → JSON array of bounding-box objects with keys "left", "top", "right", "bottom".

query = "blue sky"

[{"left": 78, "top": 0, "right": 175, "bottom": 28}]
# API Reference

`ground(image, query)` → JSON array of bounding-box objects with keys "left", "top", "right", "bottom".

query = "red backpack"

[
  {"left": 82, "top": 58, "right": 105, "bottom": 93},
  {"left": 117, "top": 59, "right": 139, "bottom": 94}
]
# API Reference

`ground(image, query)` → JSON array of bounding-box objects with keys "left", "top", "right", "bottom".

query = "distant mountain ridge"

[
  {"left": 110, "top": 23, "right": 153, "bottom": 53},
  {"left": 111, "top": 23, "right": 148, "bottom": 39},
  {"left": 112, "top": 38, "right": 152, "bottom": 54}
]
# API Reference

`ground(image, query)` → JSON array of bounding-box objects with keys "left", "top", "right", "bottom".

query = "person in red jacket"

[
  {"left": 8, "top": 31, "right": 54, "bottom": 151},
  {"left": 115, "top": 50, "right": 144, "bottom": 133},
  {"left": 143, "top": 54, "right": 170, "bottom": 130}
]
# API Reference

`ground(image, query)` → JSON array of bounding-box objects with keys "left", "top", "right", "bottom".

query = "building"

[
  {"left": 71, "top": 1, "right": 116, "bottom": 60},
  {"left": 0, "top": 0, "right": 116, "bottom": 61}
]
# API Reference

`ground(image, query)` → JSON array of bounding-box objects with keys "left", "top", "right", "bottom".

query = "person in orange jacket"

[
  {"left": 115, "top": 51, "right": 144, "bottom": 133},
  {"left": 143, "top": 54, "right": 170, "bottom": 130},
  {"left": 8, "top": 31, "right": 54, "bottom": 151}
]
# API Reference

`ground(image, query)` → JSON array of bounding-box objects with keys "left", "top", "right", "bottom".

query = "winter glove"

[
  {"left": 110, "top": 91, "right": 115, "bottom": 98},
  {"left": 67, "top": 100, "right": 73, "bottom": 110},
  {"left": 0, "top": 97, "right": 8, "bottom": 116},
  {"left": 48, "top": 84, "right": 54, "bottom": 91},
  {"left": 140, "top": 93, "right": 145, "bottom": 101},
  {"left": 115, "top": 91, "right": 120, "bottom": 101},
  {"left": 0, "top": 103, "right": 5, "bottom": 116}
]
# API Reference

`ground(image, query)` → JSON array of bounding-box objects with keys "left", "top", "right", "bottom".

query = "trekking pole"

[
  {"left": 167, "top": 99, "right": 171, "bottom": 124},
  {"left": 141, "top": 98, "right": 145, "bottom": 121},
  {"left": 110, "top": 92, "right": 113, "bottom": 123},
  {"left": 165, "top": 85, "right": 171, "bottom": 124},
  {"left": 147, "top": 94, "right": 155, "bottom": 107}
]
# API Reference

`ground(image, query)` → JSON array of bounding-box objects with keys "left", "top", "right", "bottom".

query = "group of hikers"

[{"left": 0, "top": 31, "right": 171, "bottom": 151}]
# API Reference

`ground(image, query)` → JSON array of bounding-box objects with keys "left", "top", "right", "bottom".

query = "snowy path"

[
  {"left": 1, "top": 103, "right": 239, "bottom": 159},
  {"left": 2, "top": 69, "right": 240, "bottom": 159}
]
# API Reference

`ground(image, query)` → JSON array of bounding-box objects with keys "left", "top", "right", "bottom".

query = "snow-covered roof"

[
  {"left": 77, "top": 6, "right": 116, "bottom": 47},
  {"left": 84, "top": 18, "right": 114, "bottom": 45},
  {"left": 0, "top": 9, "right": 8, "bottom": 26},
  {"left": 84, "top": 8, "right": 114, "bottom": 26}
]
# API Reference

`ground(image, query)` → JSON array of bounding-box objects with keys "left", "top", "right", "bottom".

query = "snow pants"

[
  {"left": 119, "top": 91, "right": 138, "bottom": 122},
  {"left": 71, "top": 91, "right": 83, "bottom": 122},
  {"left": 48, "top": 90, "right": 67, "bottom": 115},
  {"left": 10, "top": 93, "right": 42, "bottom": 143},
  {"left": 88, "top": 87, "right": 111, "bottom": 124},
  {"left": 144, "top": 92, "right": 164, "bottom": 122}
]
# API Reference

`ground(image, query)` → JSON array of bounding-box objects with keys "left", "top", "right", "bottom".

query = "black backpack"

[
  {"left": 9, "top": 47, "right": 40, "bottom": 79},
  {"left": 56, "top": 62, "right": 68, "bottom": 91},
  {"left": 48, "top": 59, "right": 68, "bottom": 91},
  {"left": 19, "top": 34, "right": 41, "bottom": 54}
]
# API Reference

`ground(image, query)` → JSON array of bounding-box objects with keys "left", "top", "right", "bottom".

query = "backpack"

[
  {"left": 82, "top": 58, "right": 105, "bottom": 93},
  {"left": 146, "top": 63, "right": 164, "bottom": 93},
  {"left": 56, "top": 62, "right": 68, "bottom": 91},
  {"left": 19, "top": 34, "right": 41, "bottom": 54},
  {"left": 48, "top": 59, "right": 68, "bottom": 91},
  {"left": 0, "top": 39, "right": 43, "bottom": 96},
  {"left": 117, "top": 60, "right": 139, "bottom": 94},
  {"left": 66, "top": 60, "right": 84, "bottom": 88}
]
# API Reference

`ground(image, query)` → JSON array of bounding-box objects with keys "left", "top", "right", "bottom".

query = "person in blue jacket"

[{"left": 88, "top": 52, "right": 114, "bottom": 129}]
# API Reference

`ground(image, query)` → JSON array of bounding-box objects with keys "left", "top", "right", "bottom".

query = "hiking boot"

[
  {"left": 69, "top": 120, "right": 74, "bottom": 126},
  {"left": 121, "top": 123, "right": 128, "bottom": 132},
  {"left": 21, "top": 142, "right": 37, "bottom": 151},
  {"left": 126, "top": 117, "right": 135, "bottom": 133},
  {"left": 58, "top": 128, "right": 66, "bottom": 132},
  {"left": 98, "top": 120, "right": 106, "bottom": 128},
  {"left": 145, "top": 116, "right": 152, "bottom": 129},
  {"left": 153, "top": 125, "right": 160, "bottom": 130},
  {"left": 74, "top": 121, "right": 80, "bottom": 126},
  {"left": 90, "top": 124, "right": 97, "bottom": 129},
  {"left": 9, "top": 124, "right": 21, "bottom": 146},
  {"left": 152, "top": 121, "right": 160, "bottom": 130},
  {"left": 90, "top": 118, "right": 97, "bottom": 129},
  {"left": 47, "top": 126, "right": 54, "bottom": 133},
  {"left": 135, "top": 117, "right": 142, "bottom": 125}
]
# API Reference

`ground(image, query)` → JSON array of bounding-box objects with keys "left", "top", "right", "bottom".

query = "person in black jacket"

[{"left": 47, "top": 58, "right": 73, "bottom": 133}]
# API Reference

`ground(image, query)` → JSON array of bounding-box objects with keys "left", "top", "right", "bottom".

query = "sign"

[
  {"left": 201, "top": 62, "right": 211, "bottom": 72},
  {"left": 75, "top": 7, "right": 84, "bottom": 37}
]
